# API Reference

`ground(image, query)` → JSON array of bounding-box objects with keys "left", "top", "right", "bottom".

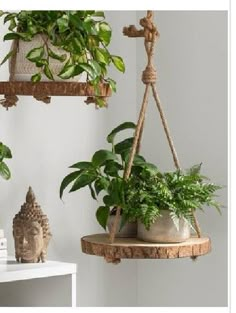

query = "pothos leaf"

[{"left": 96, "top": 206, "right": 109, "bottom": 230}]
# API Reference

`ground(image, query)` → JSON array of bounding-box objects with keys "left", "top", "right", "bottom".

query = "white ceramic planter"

[
  {"left": 107, "top": 215, "right": 137, "bottom": 238},
  {"left": 137, "top": 210, "right": 190, "bottom": 243},
  {"left": 10, "top": 35, "right": 79, "bottom": 82}
]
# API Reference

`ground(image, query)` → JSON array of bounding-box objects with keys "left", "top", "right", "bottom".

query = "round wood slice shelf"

[
  {"left": 0, "top": 81, "right": 111, "bottom": 97},
  {"left": 81, "top": 234, "right": 211, "bottom": 264}
]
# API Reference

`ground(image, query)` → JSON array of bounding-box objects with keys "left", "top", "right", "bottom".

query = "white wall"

[
  {"left": 0, "top": 11, "right": 138, "bottom": 307},
  {"left": 136, "top": 11, "right": 228, "bottom": 307}
]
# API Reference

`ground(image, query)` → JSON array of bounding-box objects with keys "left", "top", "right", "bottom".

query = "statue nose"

[{"left": 23, "top": 237, "right": 28, "bottom": 245}]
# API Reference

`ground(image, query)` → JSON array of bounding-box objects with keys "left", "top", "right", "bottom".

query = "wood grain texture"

[
  {"left": 81, "top": 233, "right": 211, "bottom": 264},
  {"left": 0, "top": 81, "right": 111, "bottom": 97}
]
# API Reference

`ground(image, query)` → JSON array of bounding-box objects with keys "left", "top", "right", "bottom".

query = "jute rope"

[
  {"left": 109, "top": 11, "right": 202, "bottom": 246},
  {"left": 109, "top": 84, "right": 151, "bottom": 244},
  {"left": 136, "top": 117, "right": 145, "bottom": 154}
]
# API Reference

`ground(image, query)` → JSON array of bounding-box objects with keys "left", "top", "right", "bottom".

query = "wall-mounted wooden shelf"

[
  {"left": 0, "top": 81, "right": 111, "bottom": 97},
  {"left": 81, "top": 234, "right": 211, "bottom": 264}
]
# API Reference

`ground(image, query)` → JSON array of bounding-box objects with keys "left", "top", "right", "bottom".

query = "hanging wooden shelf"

[
  {"left": 81, "top": 234, "right": 211, "bottom": 264},
  {"left": 0, "top": 81, "right": 111, "bottom": 97}
]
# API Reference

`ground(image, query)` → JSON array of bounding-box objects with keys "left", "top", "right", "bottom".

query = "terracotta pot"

[
  {"left": 137, "top": 210, "right": 190, "bottom": 243},
  {"left": 107, "top": 215, "right": 137, "bottom": 238},
  {"left": 10, "top": 34, "right": 80, "bottom": 82}
]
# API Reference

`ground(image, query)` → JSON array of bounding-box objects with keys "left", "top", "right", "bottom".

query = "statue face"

[{"left": 13, "top": 220, "right": 45, "bottom": 262}]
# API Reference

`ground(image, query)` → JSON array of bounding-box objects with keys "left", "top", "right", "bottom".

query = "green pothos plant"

[
  {"left": 0, "top": 10, "right": 125, "bottom": 107},
  {"left": 0, "top": 142, "right": 12, "bottom": 180},
  {"left": 60, "top": 122, "right": 222, "bottom": 232}
]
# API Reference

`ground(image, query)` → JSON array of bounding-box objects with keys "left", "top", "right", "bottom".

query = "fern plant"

[{"left": 124, "top": 164, "right": 222, "bottom": 230}]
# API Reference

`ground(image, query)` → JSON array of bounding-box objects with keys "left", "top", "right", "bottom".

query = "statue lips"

[{"left": 22, "top": 244, "right": 33, "bottom": 261}]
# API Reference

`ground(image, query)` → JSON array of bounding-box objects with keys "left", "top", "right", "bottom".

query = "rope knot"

[
  {"left": 142, "top": 66, "right": 157, "bottom": 84},
  {"left": 0, "top": 95, "right": 18, "bottom": 110},
  {"left": 34, "top": 95, "right": 51, "bottom": 104},
  {"left": 140, "top": 16, "right": 159, "bottom": 42}
]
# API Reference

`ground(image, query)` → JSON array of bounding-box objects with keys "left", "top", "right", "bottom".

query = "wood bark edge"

[
  {"left": 81, "top": 234, "right": 211, "bottom": 263},
  {"left": 0, "top": 81, "right": 111, "bottom": 97}
]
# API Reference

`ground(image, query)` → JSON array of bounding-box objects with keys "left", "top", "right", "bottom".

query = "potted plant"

[
  {"left": 123, "top": 163, "right": 222, "bottom": 242},
  {"left": 0, "top": 10, "right": 125, "bottom": 107},
  {"left": 60, "top": 121, "right": 222, "bottom": 242},
  {"left": 0, "top": 142, "right": 12, "bottom": 180},
  {"left": 60, "top": 121, "right": 152, "bottom": 237}
]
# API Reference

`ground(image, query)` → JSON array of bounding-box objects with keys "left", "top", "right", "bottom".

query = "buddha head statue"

[{"left": 13, "top": 187, "right": 52, "bottom": 263}]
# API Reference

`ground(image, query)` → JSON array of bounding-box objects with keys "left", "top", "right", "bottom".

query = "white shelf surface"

[{"left": 0, "top": 256, "right": 77, "bottom": 283}]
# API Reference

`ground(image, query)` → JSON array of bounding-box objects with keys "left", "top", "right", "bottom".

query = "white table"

[{"left": 0, "top": 257, "right": 77, "bottom": 307}]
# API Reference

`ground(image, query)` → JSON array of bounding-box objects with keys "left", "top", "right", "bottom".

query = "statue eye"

[
  {"left": 14, "top": 227, "right": 22, "bottom": 237},
  {"left": 30, "top": 228, "right": 40, "bottom": 236}
]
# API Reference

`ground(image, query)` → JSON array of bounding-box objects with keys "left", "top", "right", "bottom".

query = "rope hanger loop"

[{"left": 109, "top": 11, "right": 202, "bottom": 248}]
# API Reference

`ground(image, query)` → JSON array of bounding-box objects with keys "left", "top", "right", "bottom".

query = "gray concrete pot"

[
  {"left": 107, "top": 215, "right": 137, "bottom": 238},
  {"left": 137, "top": 210, "right": 190, "bottom": 243}
]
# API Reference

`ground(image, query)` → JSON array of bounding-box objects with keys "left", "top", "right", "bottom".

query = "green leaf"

[
  {"left": 0, "top": 10, "right": 5, "bottom": 17},
  {"left": 26, "top": 46, "right": 44, "bottom": 62},
  {"left": 70, "top": 172, "right": 97, "bottom": 192},
  {"left": 35, "top": 59, "right": 48, "bottom": 67},
  {"left": 58, "top": 65, "right": 76, "bottom": 79},
  {"left": 94, "top": 177, "right": 110, "bottom": 195},
  {"left": 114, "top": 137, "right": 134, "bottom": 155},
  {"left": 0, "top": 162, "right": 11, "bottom": 180},
  {"left": 99, "top": 22, "right": 111, "bottom": 45},
  {"left": 92, "top": 150, "right": 117, "bottom": 167},
  {"left": 48, "top": 48, "right": 67, "bottom": 62},
  {"left": 72, "top": 37, "right": 82, "bottom": 54},
  {"left": 3, "top": 33, "right": 21, "bottom": 41},
  {"left": 104, "top": 160, "right": 123, "bottom": 177},
  {"left": 89, "top": 184, "right": 97, "bottom": 200},
  {"left": 0, "top": 142, "right": 12, "bottom": 159},
  {"left": 107, "top": 122, "right": 136, "bottom": 144},
  {"left": 0, "top": 49, "right": 16, "bottom": 65},
  {"left": 89, "top": 60, "right": 101, "bottom": 77},
  {"left": 133, "top": 155, "right": 146, "bottom": 165},
  {"left": 69, "top": 161, "right": 93, "bottom": 170},
  {"left": 4, "top": 13, "right": 17, "bottom": 24},
  {"left": 57, "top": 16, "right": 69, "bottom": 33},
  {"left": 79, "top": 63, "right": 96, "bottom": 80},
  {"left": 107, "top": 178, "right": 125, "bottom": 206},
  {"left": 103, "top": 195, "right": 114, "bottom": 206},
  {"left": 112, "top": 56, "right": 125, "bottom": 73},
  {"left": 106, "top": 78, "right": 116, "bottom": 92},
  {"left": 95, "top": 98, "right": 106, "bottom": 107},
  {"left": 44, "top": 65, "right": 54, "bottom": 80},
  {"left": 9, "top": 18, "right": 16, "bottom": 31},
  {"left": 142, "top": 162, "right": 159, "bottom": 174},
  {"left": 96, "top": 206, "right": 109, "bottom": 230},
  {"left": 188, "top": 163, "right": 202, "bottom": 176},
  {"left": 31, "top": 73, "right": 41, "bottom": 82},
  {"left": 95, "top": 48, "right": 110, "bottom": 64},
  {"left": 60, "top": 170, "right": 81, "bottom": 198}
]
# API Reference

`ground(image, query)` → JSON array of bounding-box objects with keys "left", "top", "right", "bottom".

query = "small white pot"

[
  {"left": 137, "top": 210, "right": 190, "bottom": 243},
  {"left": 10, "top": 35, "right": 80, "bottom": 82},
  {"left": 107, "top": 215, "right": 137, "bottom": 238}
]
